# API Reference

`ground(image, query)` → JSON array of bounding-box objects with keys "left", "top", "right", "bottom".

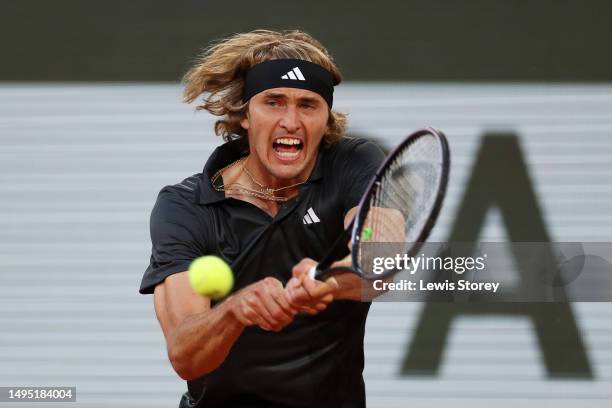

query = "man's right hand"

[{"left": 228, "top": 277, "right": 298, "bottom": 332}]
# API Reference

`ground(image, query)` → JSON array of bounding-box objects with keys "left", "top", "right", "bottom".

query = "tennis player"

[{"left": 140, "top": 29, "right": 385, "bottom": 408}]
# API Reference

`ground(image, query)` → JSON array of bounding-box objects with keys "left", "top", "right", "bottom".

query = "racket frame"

[{"left": 311, "top": 127, "right": 450, "bottom": 280}]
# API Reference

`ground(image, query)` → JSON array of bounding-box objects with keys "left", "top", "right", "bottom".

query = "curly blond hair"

[{"left": 183, "top": 29, "right": 347, "bottom": 144}]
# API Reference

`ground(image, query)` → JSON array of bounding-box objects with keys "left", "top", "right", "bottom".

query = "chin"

[{"left": 271, "top": 166, "right": 302, "bottom": 181}]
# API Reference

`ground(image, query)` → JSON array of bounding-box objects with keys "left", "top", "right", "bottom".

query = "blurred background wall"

[
  {"left": 1, "top": 1, "right": 611, "bottom": 407},
  {"left": 2, "top": 0, "right": 611, "bottom": 82}
]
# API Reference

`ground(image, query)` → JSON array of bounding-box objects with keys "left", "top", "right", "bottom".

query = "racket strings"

[
  {"left": 364, "top": 136, "right": 442, "bottom": 242},
  {"left": 358, "top": 135, "right": 444, "bottom": 272}
]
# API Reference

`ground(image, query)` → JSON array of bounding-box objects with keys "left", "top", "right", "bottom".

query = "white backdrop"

[{"left": 0, "top": 83, "right": 611, "bottom": 407}]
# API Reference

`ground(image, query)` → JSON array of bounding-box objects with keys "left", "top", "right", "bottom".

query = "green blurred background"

[{"left": 2, "top": 0, "right": 611, "bottom": 81}]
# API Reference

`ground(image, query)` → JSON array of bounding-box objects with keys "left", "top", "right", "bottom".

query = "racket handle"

[
  {"left": 309, "top": 265, "right": 335, "bottom": 280},
  {"left": 308, "top": 265, "right": 318, "bottom": 280},
  {"left": 308, "top": 265, "right": 317, "bottom": 279},
  {"left": 308, "top": 224, "right": 353, "bottom": 281}
]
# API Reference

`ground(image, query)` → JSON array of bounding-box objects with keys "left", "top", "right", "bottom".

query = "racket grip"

[
  {"left": 308, "top": 265, "right": 317, "bottom": 280},
  {"left": 309, "top": 265, "right": 332, "bottom": 280}
]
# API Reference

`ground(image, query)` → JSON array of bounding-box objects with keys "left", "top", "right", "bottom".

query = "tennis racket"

[{"left": 308, "top": 127, "right": 450, "bottom": 280}]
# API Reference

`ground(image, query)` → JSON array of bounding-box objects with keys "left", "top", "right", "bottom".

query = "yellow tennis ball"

[{"left": 188, "top": 256, "right": 234, "bottom": 300}]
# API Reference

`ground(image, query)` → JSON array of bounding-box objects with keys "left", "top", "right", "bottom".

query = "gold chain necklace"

[
  {"left": 241, "top": 159, "right": 307, "bottom": 194},
  {"left": 210, "top": 156, "right": 307, "bottom": 202}
]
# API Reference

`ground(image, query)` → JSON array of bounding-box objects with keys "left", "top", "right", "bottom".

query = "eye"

[
  {"left": 266, "top": 99, "right": 280, "bottom": 107},
  {"left": 300, "top": 102, "right": 315, "bottom": 109}
]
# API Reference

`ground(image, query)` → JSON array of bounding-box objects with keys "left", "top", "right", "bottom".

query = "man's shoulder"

[
  {"left": 325, "top": 136, "right": 378, "bottom": 156},
  {"left": 156, "top": 173, "right": 203, "bottom": 206},
  {"left": 321, "top": 137, "right": 385, "bottom": 169},
  {"left": 149, "top": 173, "right": 214, "bottom": 231}
]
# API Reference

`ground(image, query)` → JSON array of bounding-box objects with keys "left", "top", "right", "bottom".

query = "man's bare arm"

[
  {"left": 154, "top": 272, "right": 244, "bottom": 380},
  {"left": 154, "top": 272, "right": 296, "bottom": 380}
]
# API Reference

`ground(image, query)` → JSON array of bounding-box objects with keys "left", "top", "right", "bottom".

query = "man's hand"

[
  {"left": 288, "top": 255, "right": 390, "bottom": 304},
  {"left": 228, "top": 277, "right": 298, "bottom": 332},
  {"left": 285, "top": 258, "right": 341, "bottom": 314}
]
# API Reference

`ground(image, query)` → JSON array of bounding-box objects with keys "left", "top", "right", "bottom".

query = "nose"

[{"left": 279, "top": 105, "right": 300, "bottom": 133}]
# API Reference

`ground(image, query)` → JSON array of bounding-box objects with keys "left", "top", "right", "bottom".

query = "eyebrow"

[{"left": 263, "top": 92, "right": 321, "bottom": 104}]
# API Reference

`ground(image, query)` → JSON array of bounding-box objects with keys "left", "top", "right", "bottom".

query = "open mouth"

[{"left": 272, "top": 137, "right": 304, "bottom": 160}]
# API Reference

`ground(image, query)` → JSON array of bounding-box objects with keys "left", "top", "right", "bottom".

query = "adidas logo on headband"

[
  {"left": 281, "top": 67, "right": 306, "bottom": 81},
  {"left": 243, "top": 59, "right": 335, "bottom": 107}
]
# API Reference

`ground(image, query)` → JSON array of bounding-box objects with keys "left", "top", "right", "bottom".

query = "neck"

[{"left": 243, "top": 155, "right": 316, "bottom": 194}]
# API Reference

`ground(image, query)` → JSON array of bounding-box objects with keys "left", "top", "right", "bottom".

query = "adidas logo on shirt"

[
  {"left": 281, "top": 67, "right": 306, "bottom": 81},
  {"left": 303, "top": 207, "right": 320, "bottom": 224}
]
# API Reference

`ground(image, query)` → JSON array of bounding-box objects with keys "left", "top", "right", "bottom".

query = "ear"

[{"left": 240, "top": 111, "right": 250, "bottom": 130}]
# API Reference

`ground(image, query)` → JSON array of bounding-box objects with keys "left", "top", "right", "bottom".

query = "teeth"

[
  {"left": 277, "top": 151, "right": 299, "bottom": 158},
  {"left": 275, "top": 138, "right": 302, "bottom": 146}
]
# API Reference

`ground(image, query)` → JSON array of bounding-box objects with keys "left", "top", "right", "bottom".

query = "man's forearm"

[
  {"left": 325, "top": 255, "right": 388, "bottom": 301},
  {"left": 333, "top": 272, "right": 387, "bottom": 301},
  {"left": 167, "top": 296, "right": 244, "bottom": 380}
]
